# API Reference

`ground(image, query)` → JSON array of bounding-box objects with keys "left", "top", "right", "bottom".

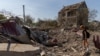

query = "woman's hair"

[{"left": 80, "top": 25, "right": 86, "bottom": 30}]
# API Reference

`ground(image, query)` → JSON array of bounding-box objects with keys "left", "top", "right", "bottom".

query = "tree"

[
  {"left": 87, "top": 9, "right": 98, "bottom": 30},
  {"left": 0, "top": 14, "right": 6, "bottom": 20},
  {"left": 25, "top": 15, "right": 34, "bottom": 26},
  {"left": 0, "top": 10, "right": 14, "bottom": 17},
  {"left": 0, "top": 10, "right": 15, "bottom": 20},
  {"left": 36, "top": 18, "right": 58, "bottom": 28},
  {"left": 88, "top": 9, "right": 98, "bottom": 21}
]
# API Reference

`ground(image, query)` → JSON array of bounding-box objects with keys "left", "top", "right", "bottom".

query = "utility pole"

[{"left": 23, "top": 5, "right": 25, "bottom": 24}]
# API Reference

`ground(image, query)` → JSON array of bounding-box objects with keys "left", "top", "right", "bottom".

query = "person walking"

[{"left": 80, "top": 25, "right": 90, "bottom": 52}]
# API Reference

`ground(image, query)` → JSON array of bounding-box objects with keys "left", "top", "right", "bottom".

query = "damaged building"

[{"left": 58, "top": 1, "right": 89, "bottom": 28}]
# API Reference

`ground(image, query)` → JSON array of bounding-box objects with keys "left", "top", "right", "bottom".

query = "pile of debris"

[
  {"left": 39, "top": 29, "right": 100, "bottom": 56},
  {"left": 0, "top": 19, "right": 100, "bottom": 56}
]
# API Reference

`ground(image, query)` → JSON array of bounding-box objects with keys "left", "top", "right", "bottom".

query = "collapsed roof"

[{"left": 59, "top": 1, "right": 88, "bottom": 14}]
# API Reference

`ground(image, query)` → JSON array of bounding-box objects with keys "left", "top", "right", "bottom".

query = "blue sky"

[{"left": 0, "top": 0, "right": 100, "bottom": 21}]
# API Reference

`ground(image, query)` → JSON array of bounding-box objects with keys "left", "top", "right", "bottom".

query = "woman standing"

[{"left": 80, "top": 25, "right": 90, "bottom": 52}]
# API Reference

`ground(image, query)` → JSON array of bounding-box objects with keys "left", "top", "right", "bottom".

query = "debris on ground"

[{"left": 0, "top": 19, "right": 100, "bottom": 56}]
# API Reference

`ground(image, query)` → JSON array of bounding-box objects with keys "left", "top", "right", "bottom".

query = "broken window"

[
  {"left": 67, "top": 10, "right": 76, "bottom": 17},
  {"left": 62, "top": 13, "right": 65, "bottom": 17}
]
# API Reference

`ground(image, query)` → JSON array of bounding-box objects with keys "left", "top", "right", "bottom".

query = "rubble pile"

[
  {"left": 38, "top": 29, "right": 100, "bottom": 56},
  {"left": 0, "top": 26, "right": 100, "bottom": 56}
]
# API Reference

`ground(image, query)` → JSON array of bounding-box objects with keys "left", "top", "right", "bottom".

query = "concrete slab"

[{"left": 0, "top": 43, "right": 40, "bottom": 52}]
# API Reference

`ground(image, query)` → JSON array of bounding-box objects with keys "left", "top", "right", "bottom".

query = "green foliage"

[
  {"left": 36, "top": 19, "right": 58, "bottom": 28},
  {"left": 0, "top": 14, "right": 6, "bottom": 20},
  {"left": 25, "top": 15, "right": 34, "bottom": 26},
  {"left": 88, "top": 20, "right": 100, "bottom": 31}
]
